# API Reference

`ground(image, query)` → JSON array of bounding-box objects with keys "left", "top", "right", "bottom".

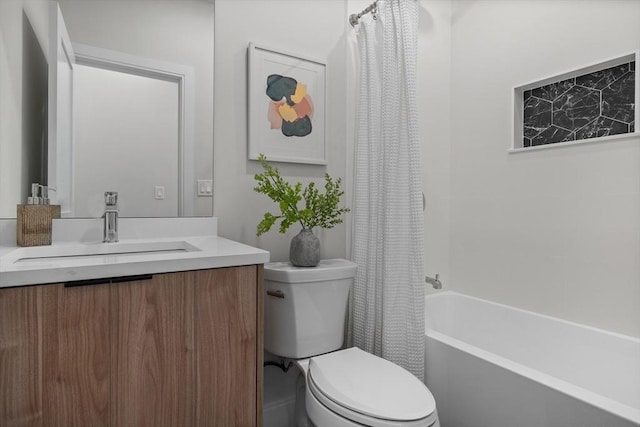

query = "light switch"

[
  {"left": 197, "top": 179, "right": 213, "bottom": 197},
  {"left": 154, "top": 186, "right": 165, "bottom": 200}
]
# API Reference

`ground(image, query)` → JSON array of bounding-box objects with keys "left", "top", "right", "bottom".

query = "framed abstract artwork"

[{"left": 248, "top": 43, "right": 326, "bottom": 164}]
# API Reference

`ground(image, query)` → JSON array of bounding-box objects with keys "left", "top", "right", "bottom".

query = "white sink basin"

[{"left": 10, "top": 240, "right": 201, "bottom": 265}]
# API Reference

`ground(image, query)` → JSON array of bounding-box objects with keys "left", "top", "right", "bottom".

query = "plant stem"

[{"left": 264, "top": 172, "right": 307, "bottom": 229}]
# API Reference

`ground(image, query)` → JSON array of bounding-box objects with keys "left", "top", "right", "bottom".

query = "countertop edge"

[{"left": 0, "top": 236, "right": 270, "bottom": 288}]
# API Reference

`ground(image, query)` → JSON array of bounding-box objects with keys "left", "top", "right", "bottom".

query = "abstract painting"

[
  {"left": 266, "top": 74, "right": 314, "bottom": 137},
  {"left": 248, "top": 43, "right": 326, "bottom": 164}
]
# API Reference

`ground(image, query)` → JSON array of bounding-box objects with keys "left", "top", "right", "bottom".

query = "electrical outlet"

[{"left": 197, "top": 180, "right": 213, "bottom": 197}]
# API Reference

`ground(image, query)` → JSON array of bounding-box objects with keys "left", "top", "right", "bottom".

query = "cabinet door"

[
  {"left": 110, "top": 273, "right": 195, "bottom": 427},
  {"left": 194, "top": 266, "right": 259, "bottom": 427},
  {"left": 0, "top": 286, "right": 42, "bottom": 427},
  {"left": 0, "top": 265, "right": 262, "bottom": 427},
  {"left": 42, "top": 283, "right": 111, "bottom": 427}
]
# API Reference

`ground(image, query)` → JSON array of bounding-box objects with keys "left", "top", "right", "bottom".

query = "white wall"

[
  {"left": 73, "top": 65, "right": 179, "bottom": 217},
  {"left": 449, "top": 0, "right": 640, "bottom": 336},
  {"left": 0, "top": 0, "right": 25, "bottom": 218},
  {"left": 22, "top": 8, "right": 49, "bottom": 201},
  {"left": 0, "top": 0, "right": 49, "bottom": 218},
  {"left": 417, "top": 0, "right": 452, "bottom": 294},
  {"left": 214, "top": 0, "right": 349, "bottom": 262}
]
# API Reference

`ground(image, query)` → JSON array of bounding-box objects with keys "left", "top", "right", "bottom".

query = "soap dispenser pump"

[{"left": 27, "top": 183, "right": 42, "bottom": 204}]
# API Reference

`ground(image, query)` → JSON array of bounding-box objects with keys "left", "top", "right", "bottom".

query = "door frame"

[
  {"left": 48, "top": 2, "right": 75, "bottom": 216},
  {"left": 72, "top": 43, "right": 196, "bottom": 217}
]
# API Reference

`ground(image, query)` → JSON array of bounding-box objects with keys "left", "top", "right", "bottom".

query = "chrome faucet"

[
  {"left": 103, "top": 191, "right": 119, "bottom": 243},
  {"left": 425, "top": 274, "right": 442, "bottom": 290}
]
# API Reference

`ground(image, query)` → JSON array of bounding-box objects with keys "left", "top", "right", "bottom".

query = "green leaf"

[
  {"left": 257, "top": 212, "right": 280, "bottom": 236},
  {"left": 253, "top": 154, "right": 350, "bottom": 236}
]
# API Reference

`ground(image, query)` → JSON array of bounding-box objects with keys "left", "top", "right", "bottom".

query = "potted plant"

[{"left": 254, "top": 154, "right": 349, "bottom": 267}]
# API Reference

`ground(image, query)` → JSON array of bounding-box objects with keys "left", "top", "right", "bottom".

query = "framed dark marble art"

[{"left": 513, "top": 52, "right": 638, "bottom": 151}]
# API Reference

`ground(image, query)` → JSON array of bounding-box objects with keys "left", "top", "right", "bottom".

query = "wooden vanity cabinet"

[{"left": 0, "top": 265, "right": 264, "bottom": 427}]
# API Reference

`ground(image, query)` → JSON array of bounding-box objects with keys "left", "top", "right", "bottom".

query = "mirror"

[{"left": 0, "top": 0, "right": 214, "bottom": 219}]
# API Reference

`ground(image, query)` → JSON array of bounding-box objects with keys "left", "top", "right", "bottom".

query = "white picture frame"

[{"left": 247, "top": 43, "right": 326, "bottom": 165}]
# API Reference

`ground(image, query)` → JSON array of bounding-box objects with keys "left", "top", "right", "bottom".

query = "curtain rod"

[{"left": 349, "top": 1, "right": 378, "bottom": 27}]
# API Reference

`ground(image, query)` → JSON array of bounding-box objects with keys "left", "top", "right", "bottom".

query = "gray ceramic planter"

[{"left": 289, "top": 228, "right": 320, "bottom": 267}]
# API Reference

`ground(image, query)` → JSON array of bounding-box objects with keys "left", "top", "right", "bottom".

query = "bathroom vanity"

[{"left": 0, "top": 218, "right": 269, "bottom": 427}]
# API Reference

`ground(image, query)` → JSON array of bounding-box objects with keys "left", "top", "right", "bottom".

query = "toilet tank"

[{"left": 263, "top": 259, "right": 357, "bottom": 359}]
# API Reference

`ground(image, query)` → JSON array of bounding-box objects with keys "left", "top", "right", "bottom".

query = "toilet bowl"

[
  {"left": 300, "top": 348, "right": 439, "bottom": 427},
  {"left": 264, "top": 259, "right": 440, "bottom": 427}
]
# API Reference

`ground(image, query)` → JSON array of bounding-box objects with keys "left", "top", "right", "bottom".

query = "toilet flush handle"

[{"left": 267, "top": 289, "right": 285, "bottom": 299}]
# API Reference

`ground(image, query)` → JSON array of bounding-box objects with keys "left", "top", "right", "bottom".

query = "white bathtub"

[{"left": 424, "top": 291, "right": 640, "bottom": 427}]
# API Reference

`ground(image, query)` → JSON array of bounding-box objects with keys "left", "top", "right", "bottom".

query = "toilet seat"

[{"left": 307, "top": 347, "right": 438, "bottom": 427}]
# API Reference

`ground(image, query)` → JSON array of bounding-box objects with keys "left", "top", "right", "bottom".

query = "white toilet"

[{"left": 264, "top": 259, "right": 440, "bottom": 427}]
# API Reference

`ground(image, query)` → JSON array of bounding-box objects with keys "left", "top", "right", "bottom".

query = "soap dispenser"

[{"left": 16, "top": 183, "right": 61, "bottom": 247}]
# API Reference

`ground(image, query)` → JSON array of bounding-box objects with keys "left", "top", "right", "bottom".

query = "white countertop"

[{"left": 0, "top": 217, "right": 270, "bottom": 288}]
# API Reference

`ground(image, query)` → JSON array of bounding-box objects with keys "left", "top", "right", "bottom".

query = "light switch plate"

[
  {"left": 197, "top": 180, "right": 213, "bottom": 197},
  {"left": 154, "top": 186, "right": 165, "bottom": 200}
]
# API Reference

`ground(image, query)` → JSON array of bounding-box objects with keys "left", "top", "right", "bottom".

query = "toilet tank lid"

[{"left": 264, "top": 259, "right": 357, "bottom": 283}]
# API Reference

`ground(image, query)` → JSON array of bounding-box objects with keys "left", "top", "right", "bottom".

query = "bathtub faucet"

[{"left": 425, "top": 274, "right": 442, "bottom": 290}]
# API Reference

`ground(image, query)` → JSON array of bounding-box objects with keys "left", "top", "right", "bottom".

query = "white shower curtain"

[{"left": 349, "top": 0, "right": 425, "bottom": 380}]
